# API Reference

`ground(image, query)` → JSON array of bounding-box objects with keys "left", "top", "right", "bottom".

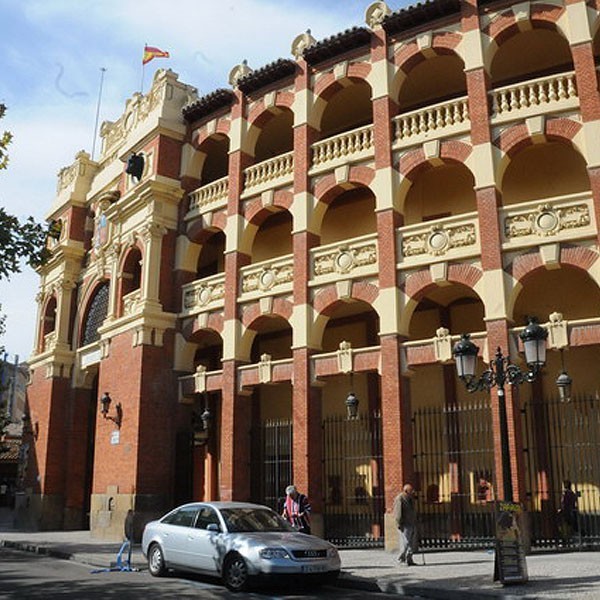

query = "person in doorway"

[
  {"left": 394, "top": 483, "right": 419, "bottom": 566},
  {"left": 558, "top": 479, "right": 578, "bottom": 541},
  {"left": 282, "top": 484, "right": 311, "bottom": 534}
]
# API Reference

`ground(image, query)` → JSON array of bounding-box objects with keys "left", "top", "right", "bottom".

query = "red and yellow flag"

[{"left": 143, "top": 45, "right": 170, "bottom": 65}]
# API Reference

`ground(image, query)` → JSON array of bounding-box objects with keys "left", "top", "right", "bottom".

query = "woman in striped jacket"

[{"left": 282, "top": 484, "right": 311, "bottom": 534}]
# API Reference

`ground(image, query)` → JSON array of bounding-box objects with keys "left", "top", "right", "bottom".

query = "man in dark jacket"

[
  {"left": 282, "top": 484, "right": 311, "bottom": 534},
  {"left": 393, "top": 483, "right": 419, "bottom": 565}
]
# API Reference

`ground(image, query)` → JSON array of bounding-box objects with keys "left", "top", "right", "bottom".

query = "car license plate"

[{"left": 301, "top": 564, "right": 327, "bottom": 573}]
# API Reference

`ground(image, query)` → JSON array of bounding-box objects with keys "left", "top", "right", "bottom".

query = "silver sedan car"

[{"left": 141, "top": 501, "right": 341, "bottom": 592}]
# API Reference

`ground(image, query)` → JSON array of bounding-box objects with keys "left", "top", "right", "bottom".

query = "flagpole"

[
  {"left": 91, "top": 67, "right": 107, "bottom": 162},
  {"left": 141, "top": 43, "right": 147, "bottom": 94}
]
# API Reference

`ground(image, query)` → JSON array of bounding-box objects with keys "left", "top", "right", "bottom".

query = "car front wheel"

[
  {"left": 147, "top": 543, "right": 167, "bottom": 577},
  {"left": 223, "top": 553, "right": 250, "bottom": 592}
]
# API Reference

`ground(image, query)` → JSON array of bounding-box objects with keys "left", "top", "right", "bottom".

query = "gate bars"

[
  {"left": 412, "top": 401, "right": 496, "bottom": 549},
  {"left": 322, "top": 412, "right": 384, "bottom": 548},
  {"left": 257, "top": 418, "right": 293, "bottom": 513},
  {"left": 522, "top": 394, "right": 600, "bottom": 549}
]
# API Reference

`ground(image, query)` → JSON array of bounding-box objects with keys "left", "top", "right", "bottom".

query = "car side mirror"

[{"left": 207, "top": 523, "right": 220, "bottom": 532}]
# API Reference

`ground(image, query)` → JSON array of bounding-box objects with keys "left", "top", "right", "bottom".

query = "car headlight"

[
  {"left": 259, "top": 547, "right": 290, "bottom": 560},
  {"left": 328, "top": 547, "right": 339, "bottom": 558}
]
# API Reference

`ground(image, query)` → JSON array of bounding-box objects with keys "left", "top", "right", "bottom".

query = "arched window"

[{"left": 81, "top": 282, "right": 109, "bottom": 346}]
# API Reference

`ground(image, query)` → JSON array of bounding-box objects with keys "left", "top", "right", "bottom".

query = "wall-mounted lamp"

[
  {"left": 100, "top": 392, "right": 123, "bottom": 428},
  {"left": 192, "top": 393, "right": 212, "bottom": 445},
  {"left": 22, "top": 412, "right": 39, "bottom": 440},
  {"left": 345, "top": 373, "right": 359, "bottom": 420},
  {"left": 556, "top": 349, "right": 573, "bottom": 402}
]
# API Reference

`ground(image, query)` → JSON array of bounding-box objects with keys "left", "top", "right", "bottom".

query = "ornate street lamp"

[{"left": 452, "top": 317, "right": 548, "bottom": 501}]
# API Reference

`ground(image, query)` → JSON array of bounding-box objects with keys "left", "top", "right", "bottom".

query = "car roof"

[{"left": 170, "top": 501, "right": 271, "bottom": 511}]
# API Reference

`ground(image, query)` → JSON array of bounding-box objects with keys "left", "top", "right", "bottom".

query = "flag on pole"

[{"left": 143, "top": 45, "right": 170, "bottom": 65}]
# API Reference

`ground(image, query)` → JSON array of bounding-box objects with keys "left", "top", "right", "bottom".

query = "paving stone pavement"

[{"left": 1, "top": 517, "right": 598, "bottom": 599}]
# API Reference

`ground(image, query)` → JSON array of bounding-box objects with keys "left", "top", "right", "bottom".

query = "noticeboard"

[{"left": 494, "top": 501, "right": 528, "bottom": 585}]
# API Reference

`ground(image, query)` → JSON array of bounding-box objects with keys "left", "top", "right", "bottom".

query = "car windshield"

[{"left": 220, "top": 507, "right": 294, "bottom": 533}]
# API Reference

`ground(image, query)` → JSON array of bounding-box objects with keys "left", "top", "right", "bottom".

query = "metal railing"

[
  {"left": 413, "top": 401, "right": 496, "bottom": 549},
  {"left": 522, "top": 394, "right": 600, "bottom": 549},
  {"left": 322, "top": 412, "right": 384, "bottom": 548}
]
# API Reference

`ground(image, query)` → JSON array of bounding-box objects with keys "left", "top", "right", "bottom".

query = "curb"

[
  {"left": 1, "top": 540, "right": 539, "bottom": 599},
  {"left": 1, "top": 539, "right": 72, "bottom": 562}
]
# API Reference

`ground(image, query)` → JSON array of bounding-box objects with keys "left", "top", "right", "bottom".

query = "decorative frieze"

[
  {"left": 183, "top": 278, "right": 226, "bottom": 311},
  {"left": 241, "top": 263, "right": 294, "bottom": 294},
  {"left": 313, "top": 243, "right": 377, "bottom": 276},
  {"left": 504, "top": 203, "right": 590, "bottom": 239},
  {"left": 402, "top": 223, "right": 476, "bottom": 258}
]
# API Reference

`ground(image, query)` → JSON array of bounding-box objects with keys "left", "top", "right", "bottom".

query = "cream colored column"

[
  {"left": 54, "top": 278, "right": 76, "bottom": 349},
  {"left": 141, "top": 222, "right": 167, "bottom": 310}
]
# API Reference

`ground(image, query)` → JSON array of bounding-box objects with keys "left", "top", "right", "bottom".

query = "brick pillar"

[
  {"left": 64, "top": 386, "right": 95, "bottom": 529},
  {"left": 291, "top": 56, "right": 324, "bottom": 532},
  {"left": 292, "top": 347, "right": 323, "bottom": 512},
  {"left": 568, "top": 29, "right": 600, "bottom": 246},
  {"left": 380, "top": 334, "right": 413, "bottom": 549},
  {"left": 219, "top": 359, "right": 251, "bottom": 500},
  {"left": 571, "top": 42, "right": 600, "bottom": 122},
  {"left": 21, "top": 370, "right": 71, "bottom": 530}
]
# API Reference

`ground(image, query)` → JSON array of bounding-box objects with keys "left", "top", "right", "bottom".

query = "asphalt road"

[{"left": 0, "top": 547, "right": 408, "bottom": 599}]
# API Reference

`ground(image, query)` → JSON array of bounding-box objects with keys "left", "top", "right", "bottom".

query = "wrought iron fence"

[
  {"left": 322, "top": 412, "right": 384, "bottom": 548},
  {"left": 522, "top": 394, "right": 600, "bottom": 549},
  {"left": 256, "top": 418, "right": 293, "bottom": 513},
  {"left": 412, "top": 401, "right": 496, "bottom": 549}
]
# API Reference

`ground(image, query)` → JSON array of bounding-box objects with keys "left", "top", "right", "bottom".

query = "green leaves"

[{"left": 0, "top": 105, "right": 50, "bottom": 280}]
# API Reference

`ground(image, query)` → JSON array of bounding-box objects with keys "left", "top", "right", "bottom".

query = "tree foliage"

[
  {"left": 0, "top": 104, "right": 49, "bottom": 438},
  {"left": 0, "top": 104, "right": 49, "bottom": 282}
]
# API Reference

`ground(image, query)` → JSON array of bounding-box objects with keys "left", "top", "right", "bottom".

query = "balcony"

[
  {"left": 122, "top": 289, "right": 142, "bottom": 316},
  {"left": 242, "top": 151, "right": 294, "bottom": 198},
  {"left": 181, "top": 272, "right": 226, "bottom": 317},
  {"left": 310, "top": 233, "right": 378, "bottom": 286},
  {"left": 392, "top": 96, "right": 470, "bottom": 149},
  {"left": 500, "top": 191, "right": 595, "bottom": 251},
  {"left": 186, "top": 176, "right": 229, "bottom": 221},
  {"left": 490, "top": 70, "right": 578, "bottom": 125},
  {"left": 310, "top": 124, "right": 374, "bottom": 175},
  {"left": 238, "top": 254, "right": 294, "bottom": 302},
  {"left": 397, "top": 213, "right": 480, "bottom": 269}
]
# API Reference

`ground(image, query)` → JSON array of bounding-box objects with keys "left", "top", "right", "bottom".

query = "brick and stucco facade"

[{"left": 21, "top": 0, "right": 600, "bottom": 547}]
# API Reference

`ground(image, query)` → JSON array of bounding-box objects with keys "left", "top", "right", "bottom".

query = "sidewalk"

[{"left": 1, "top": 523, "right": 599, "bottom": 599}]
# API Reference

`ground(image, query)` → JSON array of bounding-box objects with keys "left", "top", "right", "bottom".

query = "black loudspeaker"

[{"left": 125, "top": 153, "right": 144, "bottom": 181}]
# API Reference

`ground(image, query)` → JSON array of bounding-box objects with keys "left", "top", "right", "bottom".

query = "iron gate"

[
  {"left": 256, "top": 418, "right": 293, "bottom": 512},
  {"left": 522, "top": 394, "right": 600, "bottom": 549},
  {"left": 322, "top": 412, "right": 384, "bottom": 548},
  {"left": 413, "top": 401, "right": 496, "bottom": 549}
]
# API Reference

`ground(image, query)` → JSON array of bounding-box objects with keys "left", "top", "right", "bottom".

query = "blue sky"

[{"left": 0, "top": 0, "right": 410, "bottom": 361}]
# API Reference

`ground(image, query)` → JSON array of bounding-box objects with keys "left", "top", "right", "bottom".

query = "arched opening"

[
  {"left": 199, "top": 135, "right": 230, "bottom": 185},
  {"left": 250, "top": 315, "right": 293, "bottom": 362},
  {"left": 121, "top": 247, "right": 142, "bottom": 294},
  {"left": 253, "top": 109, "right": 294, "bottom": 163},
  {"left": 490, "top": 29, "right": 573, "bottom": 88},
  {"left": 501, "top": 142, "right": 589, "bottom": 206},
  {"left": 41, "top": 296, "right": 57, "bottom": 350},
  {"left": 319, "top": 80, "right": 372, "bottom": 139},
  {"left": 403, "top": 163, "right": 476, "bottom": 224},
  {"left": 196, "top": 230, "right": 226, "bottom": 278},
  {"left": 251, "top": 210, "right": 293, "bottom": 264},
  {"left": 320, "top": 187, "right": 376, "bottom": 245},
  {"left": 80, "top": 282, "right": 110, "bottom": 347},
  {"left": 398, "top": 54, "right": 467, "bottom": 111}
]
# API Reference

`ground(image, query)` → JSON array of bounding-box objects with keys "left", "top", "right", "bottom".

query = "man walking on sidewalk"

[{"left": 394, "top": 483, "right": 419, "bottom": 566}]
